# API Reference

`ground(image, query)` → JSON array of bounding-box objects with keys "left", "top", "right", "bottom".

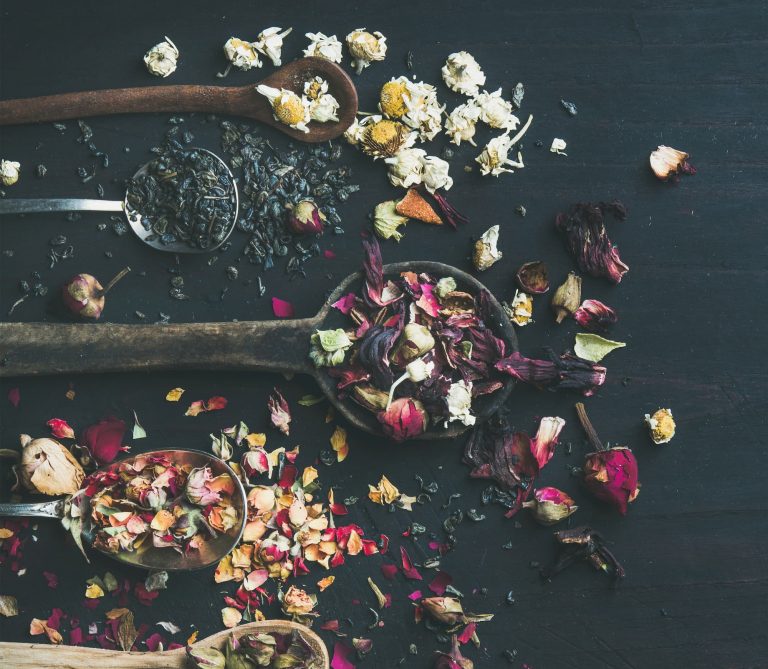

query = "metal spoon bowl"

[
  {"left": 0, "top": 147, "right": 238, "bottom": 254},
  {"left": 0, "top": 449, "right": 247, "bottom": 571}
]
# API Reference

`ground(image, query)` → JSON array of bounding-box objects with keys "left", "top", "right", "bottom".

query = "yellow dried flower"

[
  {"left": 645, "top": 408, "right": 676, "bottom": 444},
  {"left": 379, "top": 80, "right": 408, "bottom": 118},
  {"left": 274, "top": 92, "right": 305, "bottom": 125},
  {"left": 362, "top": 119, "right": 410, "bottom": 158}
]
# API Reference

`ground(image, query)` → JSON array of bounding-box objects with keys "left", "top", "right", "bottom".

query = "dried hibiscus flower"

[
  {"left": 573, "top": 299, "right": 617, "bottom": 332},
  {"left": 555, "top": 201, "right": 629, "bottom": 283},
  {"left": 495, "top": 348, "right": 606, "bottom": 396},
  {"left": 516, "top": 261, "right": 549, "bottom": 294},
  {"left": 541, "top": 526, "right": 625, "bottom": 585},
  {"left": 576, "top": 403, "right": 640, "bottom": 515}
]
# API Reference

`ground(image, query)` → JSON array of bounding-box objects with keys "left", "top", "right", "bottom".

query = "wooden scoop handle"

[{"left": 0, "top": 320, "right": 320, "bottom": 377}]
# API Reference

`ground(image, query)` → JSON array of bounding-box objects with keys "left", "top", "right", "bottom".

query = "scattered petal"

[
  {"left": 330, "top": 426, "right": 349, "bottom": 462},
  {"left": 272, "top": 297, "right": 295, "bottom": 318},
  {"left": 47, "top": 418, "right": 74, "bottom": 440},
  {"left": 165, "top": 388, "right": 185, "bottom": 402}
]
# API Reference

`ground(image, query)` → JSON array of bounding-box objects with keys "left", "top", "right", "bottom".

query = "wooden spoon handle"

[
  {"left": 0, "top": 84, "right": 253, "bottom": 126},
  {"left": 0, "top": 643, "right": 188, "bottom": 669},
  {"left": 0, "top": 320, "right": 318, "bottom": 377}
]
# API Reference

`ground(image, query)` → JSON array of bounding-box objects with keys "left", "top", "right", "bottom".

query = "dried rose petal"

[
  {"left": 400, "top": 546, "right": 423, "bottom": 580},
  {"left": 433, "top": 634, "right": 473, "bottom": 669},
  {"left": 573, "top": 299, "right": 617, "bottom": 333},
  {"left": 332, "top": 292, "right": 357, "bottom": 314},
  {"left": 82, "top": 417, "right": 126, "bottom": 465},
  {"left": 7, "top": 387, "right": 20, "bottom": 408},
  {"left": 271, "top": 297, "right": 295, "bottom": 318},
  {"left": 428, "top": 571, "right": 453, "bottom": 595},
  {"left": 331, "top": 642, "right": 356, "bottom": 669},
  {"left": 420, "top": 597, "right": 465, "bottom": 625},
  {"left": 377, "top": 398, "right": 428, "bottom": 442},
  {"left": 268, "top": 388, "right": 291, "bottom": 435},
  {"left": 516, "top": 261, "right": 549, "bottom": 294},
  {"left": 529, "top": 416, "right": 565, "bottom": 470}
]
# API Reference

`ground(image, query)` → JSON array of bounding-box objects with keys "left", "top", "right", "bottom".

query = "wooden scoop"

[
  {"left": 0, "top": 57, "right": 357, "bottom": 142},
  {"left": 0, "top": 619, "right": 329, "bottom": 669},
  {"left": 0, "top": 261, "right": 518, "bottom": 440}
]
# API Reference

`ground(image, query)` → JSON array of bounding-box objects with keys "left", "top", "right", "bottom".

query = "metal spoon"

[
  {"left": 0, "top": 449, "right": 247, "bottom": 571},
  {"left": 0, "top": 147, "right": 238, "bottom": 254}
]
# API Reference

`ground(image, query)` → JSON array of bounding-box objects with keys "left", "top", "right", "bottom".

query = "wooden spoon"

[
  {"left": 0, "top": 619, "right": 329, "bottom": 669},
  {"left": 0, "top": 261, "right": 518, "bottom": 441},
  {"left": 0, "top": 57, "right": 357, "bottom": 142}
]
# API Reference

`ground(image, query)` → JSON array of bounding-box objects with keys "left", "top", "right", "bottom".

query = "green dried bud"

[
  {"left": 551, "top": 272, "right": 582, "bottom": 323},
  {"left": 352, "top": 383, "right": 390, "bottom": 412}
]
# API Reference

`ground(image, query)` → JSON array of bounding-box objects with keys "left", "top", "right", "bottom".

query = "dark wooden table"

[{"left": 1, "top": 1, "right": 766, "bottom": 667}]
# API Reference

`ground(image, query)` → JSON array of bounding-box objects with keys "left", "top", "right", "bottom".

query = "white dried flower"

[
  {"left": 346, "top": 28, "right": 387, "bottom": 75},
  {"left": 402, "top": 80, "right": 444, "bottom": 141},
  {"left": 445, "top": 380, "right": 476, "bottom": 427},
  {"left": 445, "top": 102, "right": 481, "bottom": 146},
  {"left": 256, "top": 85, "right": 310, "bottom": 133},
  {"left": 0, "top": 159, "right": 21, "bottom": 186},
  {"left": 303, "top": 77, "right": 339, "bottom": 123},
  {"left": 255, "top": 26, "right": 292, "bottom": 66},
  {"left": 421, "top": 155, "right": 452, "bottom": 193},
  {"left": 475, "top": 88, "right": 519, "bottom": 131},
  {"left": 441, "top": 51, "right": 486, "bottom": 96},
  {"left": 472, "top": 225, "right": 503, "bottom": 271},
  {"left": 550, "top": 138, "right": 567, "bottom": 155},
  {"left": 506, "top": 290, "right": 534, "bottom": 326},
  {"left": 343, "top": 118, "right": 365, "bottom": 145},
  {"left": 143, "top": 37, "right": 179, "bottom": 78},
  {"left": 224, "top": 37, "right": 262, "bottom": 71},
  {"left": 384, "top": 148, "right": 426, "bottom": 188},
  {"left": 303, "top": 32, "right": 343, "bottom": 63},
  {"left": 476, "top": 134, "right": 524, "bottom": 176}
]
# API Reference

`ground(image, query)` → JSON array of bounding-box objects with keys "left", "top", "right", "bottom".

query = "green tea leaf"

[
  {"left": 574, "top": 333, "right": 626, "bottom": 362},
  {"left": 298, "top": 395, "right": 325, "bottom": 407}
]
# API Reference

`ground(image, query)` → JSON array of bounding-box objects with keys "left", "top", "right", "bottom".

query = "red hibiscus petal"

[
  {"left": 82, "top": 417, "right": 126, "bottom": 465},
  {"left": 331, "top": 292, "right": 357, "bottom": 315}
]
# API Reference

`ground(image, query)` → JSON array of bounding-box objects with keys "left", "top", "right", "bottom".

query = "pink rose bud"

[
  {"left": 241, "top": 448, "right": 269, "bottom": 481},
  {"left": 523, "top": 487, "right": 578, "bottom": 525},
  {"left": 573, "top": 299, "right": 618, "bottom": 333},
  {"left": 286, "top": 200, "right": 325, "bottom": 235},
  {"left": 377, "top": 397, "right": 428, "bottom": 442},
  {"left": 420, "top": 597, "right": 465, "bottom": 626},
  {"left": 583, "top": 447, "right": 640, "bottom": 515},
  {"left": 62, "top": 267, "right": 130, "bottom": 319}
]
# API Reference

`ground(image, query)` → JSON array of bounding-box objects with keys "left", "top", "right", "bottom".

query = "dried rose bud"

[
  {"left": 645, "top": 408, "right": 675, "bottom": 445},
  {"left": 523, "top": 487, "right": 578, "bottom": 526},
  {"left": 18, "top": 434, "right": 85, "bottom": 496},
  {"left": 433, "top": 635, "right": 473, "bottom": 669},
  {"left": 420, "top": 597, "right": 465, "bottom": 626},
  {"left": 282, "top": 585, "right": 316, "bottom": 616},
  {"left": 472, "top": 225, "right": 502, "bottom": 271},
  {"left": 573, "top": 299, "right": 617, "bottom": 333},
  {"left": 650, "top": 145, "right": 696, "bottom": 181},
  {"left": 286, "top": 200, "right": 325, "bottom": 235},
  {"left": 516, "top": 261, "right": 549, "bottom": 294},
  {"left": 377, "top": 397, "right": 428, "bottom": 441},
  {"left": 268, "top": 388, "right": 291, "bottom": 436},
  {"left": 241, "top": 448, "right": 269, "bottom": 480},
  {"left": 390, "top": 323, "right": 435, "bottom": 367},
  {"left": 551, "top": 272, "right": 582, "bottom": 323},
  {"left": 187, "top": 645, "right": 226, "bottom": 669},
  {"left": 351, "top": 383, "right": 390, "bottom": 412},
  {"left": 62, "top": 267, "right": 131, "bottom": 319}
]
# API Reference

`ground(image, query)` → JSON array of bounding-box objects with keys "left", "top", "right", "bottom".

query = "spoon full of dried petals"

[
  {"left": 0, "top": 449, "right": 247, "bottom": 571},
  {"left": 0, "top": 56, "right": 357, "bottom": 142}
]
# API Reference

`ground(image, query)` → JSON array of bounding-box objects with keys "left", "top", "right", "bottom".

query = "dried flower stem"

[
  {"left": 99, "top": 266, "right": 131, "bottom": 296},
  {"left": 575, "top": 402, "right": 605, "bottom": 451}
]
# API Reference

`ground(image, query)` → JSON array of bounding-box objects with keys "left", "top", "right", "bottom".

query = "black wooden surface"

[{"left": 1, "top": 1, "right": 767, "bottom": 667}]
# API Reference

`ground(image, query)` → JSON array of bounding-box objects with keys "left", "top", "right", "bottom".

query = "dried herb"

[
  {"left": 495, "top": 348, "right": 606, "bottom": 396},
  {"left": 541, "top": 526, "right": 625, "bottom": 584}
]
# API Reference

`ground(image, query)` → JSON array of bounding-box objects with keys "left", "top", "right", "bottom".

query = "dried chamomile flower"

[
  {"left": 379, "top": 78, "right": 409, "bottom": 119},
  {"left": 384, "top": 148, "right": 426, "bottom": 188},
  {"left": 303, "top": 31, "right": 343, "bottom": 63},
  {"left": 505, "top": 290, "right": 534, "bottom": 326},
  {"left": 223, "top": 37, "right": 262, "bottom": 71},
  {"left": 143, "top": 37, "right": 179, "bottom": 78},
  {"left": 359, "top": 116, "right": 417, "bottom": 158},
  {"left": 0, "top": 159, "right": 21, "bottom": 186},
  {"left": 476, "top": 134, "right": 524, "bottom": 177},
  {"left": 472, "top": 225, "right": 502, "bottom": 271},
  {"left": 445, "top": 380, "right": 476, "bottom": 427},
  {"left": 256, "top": 85, "right": 310, "bottom": 133},
  {"left": 303, "top": 77, "right": 339, "bottom": 123},
  {"left": 346, "top": 28, "right": 387, "bottom": 75},
  {"left": 343, "top": 118, "right": 365, "bottom": 145},
  {"left": 401, "top": 80, "right": 444, "bottom": 142},
  {"left": 373, "top": 201, "right": 409, "bottom": 242},
  {"left": 650, "top": 145, "right": 696, "bottom": 181},
  {"left": 475, "top": 88, "right": 519, "bottom": 131},
  {"left": 254, "top": 26, "right": 292, "bottom": 67},
  {"left": 645, "top": 408, "right": 676, "bottom": 444},
  {"left": 441, "top": 51, "right": 486, "bottom": 96},
  {"left": 421, "top": 155, "right": 453, "bottom": 193},
  {"left": 550, "top": 138, "right": 568, "bottom": 155},
  {"left": 445, "top": 102, "right": 481, "bottom": 146}
]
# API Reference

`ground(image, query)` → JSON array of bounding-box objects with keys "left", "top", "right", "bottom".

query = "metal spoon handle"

[
  {"left": 0, "top": 498, "right": 65, "bottom": 519},
  {"left": 0, "top": 198, "right": 124, "bottom": 214}
]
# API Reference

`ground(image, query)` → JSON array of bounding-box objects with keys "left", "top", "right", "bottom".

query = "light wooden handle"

[{"left": 0, "top": 642, "right": 188, "bottom": 669}]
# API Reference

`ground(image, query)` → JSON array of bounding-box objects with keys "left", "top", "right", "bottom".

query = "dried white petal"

[
  {"left": 445, "top": 102, "right": 481, "bottom": 146},
  {"left": 441, "top": 51, "right": 486, "bottom": 96},
  {"left": 384, "top": 148, "right": 426, "bottom": 188},
  {"left": 346, "top": 28, "right": 387, "bottom": 74},
  {"left": 0, "top": 159, "right": 21, "bottom": 186},
  {"left": 401, "top": 80, "right": 444, "bottom": 141},
  {"left": 505, "top": 290, "right": 534, "bottom": 326},
  {"left": 420, "top": 155, "right": 452, "bottom": 193},
  {"left": 304, "top": 32, "right": 343, "bottom": 63},
  {"left": 303, "top": 77, "right": 339, "bottom": 123},
  {"left": 254, "top": 26, "right": 292, "bottom": 67},
  {"left": 475, "top": 89, "right": 519, "bottom": 131},
  {"left": 224, "top": 37, "right": 262, "bottom": 71},
  {"left": 475, "top": 134, "right": 524, "bottom": 177},
  {"left": 445, "top": 380, "right": 475, "bottom": 427},
  {"left": 550, "top": 138, "right": 567, "bottom": 155},
  {"left": 473, "top": 225, "right": 503, "bottom": 271},
  {"left": 343, "top": 118, "right": 365, "bottom": 145},
  {"left": 143, "top": 37, "right": 179, "bottom": 78}
]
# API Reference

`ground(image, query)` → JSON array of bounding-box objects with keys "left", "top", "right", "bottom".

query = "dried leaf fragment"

[
  {"left": 574, "top": 333, "right": 626, "bottom": 363},
  {"left": 0, "top": 595, "right": 18, "bottom": 617}
]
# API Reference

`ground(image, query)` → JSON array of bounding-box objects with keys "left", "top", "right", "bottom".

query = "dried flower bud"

[
  {"left": 373, "top": 200, "right": 409, "bottom": 241},
  {"left": 583, "top": 447, "right": 640, "bottom": 515},
  {"left": 445, "top": 380, "right": 475, "bottom": 427},
  {"left": 573, "top": 299, "right": 617, "bottom": 333},
  {"left": 433, "top": 635, "right": 473, "bottom": 669},
  {"left": 645, "top": 408, "right": 675, "bottom": 445},
  {"left": 268, "top": 388, "right": 291, "bottom": 436},
  {"left": 256, "top": 85, "right": 310, "bottom": 133},
  {"left": 282, "top": 585, "right": 316, "bottom": 616},
  {"left": 523, "top": 487, "right": 578, "bottom": 526},
  {"left": 420, "top": 596, "right": 465, "bottom": 626},
  {"left": 241, "top": 449, "right": 269, "bottom": 480},
  {"left": 286, "top": 200, "right": 325, "bottom": 235},
  {"left": 391, "top": 323, "right": 435, "bottom": 367},
  {"left": 18, "top": 434, "right": 85, "bottom": 496},
  {"left": 377, "top": 398, "right": 428, "bottom": 441},
  {"left": 187, "top": 645, "right": 226, "bottom": 669},
  {"left": 441, "top": 52, "right": 486, "bottom": 96},
  {"left": 0, "top": 159, "right": 21, "bottom": 186},
  {"left": 472, "top": 225, "right": 502, "bottom": 271},
  {"left": 346, "top": 28, "right": 387, "bottom": 74},
  {"left": 303, "top": 32, "right": 343, "bottom": 63},
  {"left": 62, "top": 267, "right": 131, "bottom": 320},
  {"left": 650, "top": 145, "right": 696, "bottom": 181},
  {"left": 551, "top": 272, "right": 582, "bottom": 323},
  {"left": 351, "top": 384, "right": 390, "bottom": 412},
  {"left": 516, "top": 261, "right": 549, "bottom": 294},
  {"left": 143, "top": 37, "right": 179, "bottom": 78}
]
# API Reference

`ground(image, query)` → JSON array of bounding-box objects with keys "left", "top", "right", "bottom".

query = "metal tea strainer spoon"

[
  {"left": 0, "top": 148, "right": 238, "bottom": 254},
  {"left": 0, "top": 449, "right": 247, "bottom": 571}
]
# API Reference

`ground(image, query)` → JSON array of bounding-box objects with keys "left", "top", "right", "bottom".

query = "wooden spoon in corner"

[
  {"left": 0, "top": 619, "right": 329, "bottom": 669},
  {"left": 0, "top": 57, "right": 357, "bottom": 142}
]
